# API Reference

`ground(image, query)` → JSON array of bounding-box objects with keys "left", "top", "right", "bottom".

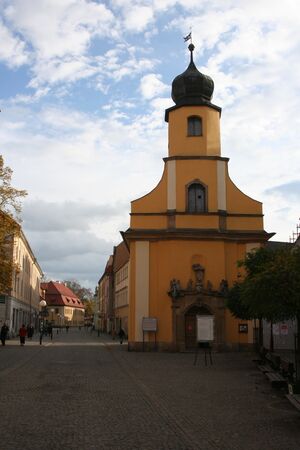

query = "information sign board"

[
  {"left": 142, "top": 317, "right": 158, "bottom": 332},
  {"left": 196, "top": 315, "right": 214, "bottom": 342}
]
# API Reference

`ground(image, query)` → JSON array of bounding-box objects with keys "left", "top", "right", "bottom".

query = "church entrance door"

[
  {"left": 184, "top": 305, "right": 213, "bottom": 349},
  {"left": 185, "top": 314, "right": 196, "bottom": 349}
]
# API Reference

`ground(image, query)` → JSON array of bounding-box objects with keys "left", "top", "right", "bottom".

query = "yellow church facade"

[{"left": 123, "top": 44, "right": 273, "bottom": 351}]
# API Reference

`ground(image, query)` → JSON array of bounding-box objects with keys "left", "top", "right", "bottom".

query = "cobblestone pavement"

[{"left": 0, "top": 328, "right": 299, "bottom": 450}]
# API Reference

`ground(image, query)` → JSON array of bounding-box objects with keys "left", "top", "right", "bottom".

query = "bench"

[
  {"left": 265, "top": 371, "right": 287, "bottom": 388},
  {"left": 257, "top": 364, "right": 273, "bottom": 374},
  {"left": 261, "top": 352, "right": 281, "bottom": 370},
  {"left": 286, "top": 394, "right": 300, "bottom": 411},
  {"left": 280, "top": 358, "right": 295, "bottom": 380}
]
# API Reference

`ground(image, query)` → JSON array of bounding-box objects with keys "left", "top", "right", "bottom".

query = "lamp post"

[
  {"left": 39, "top": 299, "right": 47, "bottom": 345},
  {"left": 97, "top": 310, "right": 100, "bottom": 336}
]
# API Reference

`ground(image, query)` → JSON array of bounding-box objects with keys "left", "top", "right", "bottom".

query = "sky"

[{"left": 1, "top": 0, "right": 299, "bottom": 290}]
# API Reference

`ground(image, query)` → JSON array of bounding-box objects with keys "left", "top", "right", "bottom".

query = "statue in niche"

[
  {"left": 219, "top": 279, "right": 229, "bottom": 295},
  {"left": 170, "top": 279, "right": 181, "bottom": 298},
  {"left": 186, "top": 279, "right": 193, "bottom": 290},
  {"left": 192, "top": 263, "right": 205, "bottom": 291}
]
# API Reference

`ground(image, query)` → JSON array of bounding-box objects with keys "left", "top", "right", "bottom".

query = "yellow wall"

[
  {"left": 131, "top": 167, "right": 167, "bottom": 213},
  {"left": 129, "top": 238, "right": 255, "bottom": 344},
  {"left": 168, "top": 106, "right": 221, "bottom": 157}
]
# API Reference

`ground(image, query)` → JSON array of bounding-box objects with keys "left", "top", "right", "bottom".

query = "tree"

[
  {"left": 83, "top": 299, "right": 95, "bottom": 319},
  {"left": 227, "top": 245, "right": 300, "bottom": 351},
  {"left": 63, "top": 280, "right": 93, "bottom": 301},
  {"left": 0, "top": 156, "right": 27, "bottom": 294},
  {"left": 226, "top": 282, "right": 253, "bottom": 320}
]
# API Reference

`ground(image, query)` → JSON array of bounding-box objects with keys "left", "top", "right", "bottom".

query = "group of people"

[{"left": 0, "top": 323, "right": 35, "bottom": 346}]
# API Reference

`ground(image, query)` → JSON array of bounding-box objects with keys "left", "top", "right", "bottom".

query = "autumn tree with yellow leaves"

[{"left": 0, "top": 155, "right": 27, "bottom": 294}]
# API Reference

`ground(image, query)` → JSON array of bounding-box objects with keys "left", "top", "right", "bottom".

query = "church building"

[{"left": 122, "top": 44, "right": 273, "bottom": 351}]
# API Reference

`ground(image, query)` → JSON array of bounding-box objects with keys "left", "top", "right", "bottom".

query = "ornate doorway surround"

[{"left": 168, "top": 264, "right": 227, "bottom": 351}]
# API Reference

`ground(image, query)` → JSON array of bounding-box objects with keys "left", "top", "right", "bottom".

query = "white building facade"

[{"left": 0, "top": 230, "right": 43, "bottom": 336}]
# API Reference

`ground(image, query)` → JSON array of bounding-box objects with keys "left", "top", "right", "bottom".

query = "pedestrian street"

[{"left": 0, "top": 328, "right": 300, "bottom": 450}]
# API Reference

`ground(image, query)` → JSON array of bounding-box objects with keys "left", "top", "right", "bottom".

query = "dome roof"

[{"left": 171, "top": 44, "right": 214, "bottom": 106}]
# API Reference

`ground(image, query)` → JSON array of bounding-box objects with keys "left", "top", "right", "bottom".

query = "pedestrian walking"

[
  {"left": 19, "top": 324, "right": 27, "bottom": 346},
  {"left": 118, "top": 327, "right": 126, "bottom": 344},
  {"left": 48, "top": 323, "right": 53, "bottom": 340},
  {"left": 27, "top": 324, "right": 34, "bottom": 339},
  {"left": 111, "top": 328, "right": 116, "bottom": 340},
  {"left": 0, "top": 323, "right": 9, "bottom": 346}
]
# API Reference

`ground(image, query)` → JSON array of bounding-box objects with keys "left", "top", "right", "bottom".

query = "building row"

[
  {"left": 0, "top": 219, "right": 85, "bottom": 335},
  {"left": 95, "top": 241, "right": 129, "bottom": 336},
  {"left": 0, "top": 225, "right": 43, "bottom": 336}
]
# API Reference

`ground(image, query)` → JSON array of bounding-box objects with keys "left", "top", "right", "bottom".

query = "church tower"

[{"left": 123, "top": 44, "right": 273, "bottom": 351}]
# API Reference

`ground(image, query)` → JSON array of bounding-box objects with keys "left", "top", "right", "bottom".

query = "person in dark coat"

[
  {"left": 0, "top": 323, "right": 9, "bottom": 346},
  {"left": 27, "top": 324, "right": 34, "bottom": 339},
  {"left": 118, "top": 328, "right": 126, "bottom": 344},
  {"left": 48, "top": 323, "right": 53, "bottom": 340}
]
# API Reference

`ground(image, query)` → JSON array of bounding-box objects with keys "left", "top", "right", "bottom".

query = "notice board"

[
  {"left": 142, "top": 317, "right": 158, "bottom": 332},
  {"left": 196, "top": 315, "right": 214, "bottom": 342}
]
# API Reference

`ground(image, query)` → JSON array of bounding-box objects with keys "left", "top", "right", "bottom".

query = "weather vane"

[{"left": 183, "top": 28, "right": 193, "bottom": 44}]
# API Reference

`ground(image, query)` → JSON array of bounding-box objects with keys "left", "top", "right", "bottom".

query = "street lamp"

[
  {"left": 97, "top": 310, "right": 100, "bottom": 336},
  {"left": 39, "top": 299, "right": 47, "bottom": 345}
]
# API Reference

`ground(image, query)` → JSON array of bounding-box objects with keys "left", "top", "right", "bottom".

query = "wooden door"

[{"left": 185, "top": 314, "right": 197, "bottom": 349}]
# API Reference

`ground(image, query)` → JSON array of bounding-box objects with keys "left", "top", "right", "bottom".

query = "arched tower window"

[
  {"left": 187, "top": 183, "right": 206, "bottom": 212},
  {"left": 187, "top": 116, "right": 202, "bottom": 136}
]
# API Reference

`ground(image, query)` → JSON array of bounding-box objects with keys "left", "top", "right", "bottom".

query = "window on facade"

[
  {"left": 187, "top": 183, "right": 206, "bottom": 212},
  {"left": 187, "top": 116, "right": 202, "bottom": 136}
]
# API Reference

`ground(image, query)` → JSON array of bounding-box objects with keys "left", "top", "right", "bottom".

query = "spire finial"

[
  {"left": 188, "top": 43, "right": 195, "bottom": 63},
  {"left": 183, "top": 29, "right": 194, "bottom": 62}
]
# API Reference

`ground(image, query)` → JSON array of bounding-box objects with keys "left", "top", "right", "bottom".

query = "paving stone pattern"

[{"left": 0, "top": 329, "right": 299, "bottom": 450}]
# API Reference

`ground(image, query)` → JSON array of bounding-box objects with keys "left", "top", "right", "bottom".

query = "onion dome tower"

[
  {"left": 165, "top": 43, "right": 221, "bottom": 158},
  {"left": 171, "top": 44, "right": 214, "bottom": 106}
]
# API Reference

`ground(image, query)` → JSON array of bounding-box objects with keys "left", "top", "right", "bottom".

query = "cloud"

[
  {"left": 123, "top": 6, "right": 154, "bottom": 32},
  {"left": 264, "top": 181, "right": 300, "bottom": 201},
  {"left": 26, "top": 229, "right": 114, "bottom": 288},
  {"left": 0, "top": 19, "right": 29, "bottom": 67},
  {"left": 139, "top": 73, "right": 169, "bottom": 100},
  {"left": 3, "top": 0, "right": 115, "bottom": 59},
  {"left": 22, "top": 199, "right": 128, "bottom": 232},
  {"left": 29, "top": 56, "right": 97, "bottom": 88}
]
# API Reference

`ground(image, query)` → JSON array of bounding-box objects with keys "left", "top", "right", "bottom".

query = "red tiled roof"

[{"left": 41, "top": 281, "right": 85, "bottom": 309}]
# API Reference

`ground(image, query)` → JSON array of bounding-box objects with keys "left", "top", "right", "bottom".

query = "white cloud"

[
  {"left": 4, "top": 0, "right": 115, "bottom": 59},
  {"left": 139, "top": 73, "right": 169, "bottom": 99},
  {"left": 26, "top": 229, "right": 114, "bottom": 287},
  {"left": 22, "top": 199, "right": 128, "bottom": 232},
  {"left": 0, "top": 19, "right": 28, "bottom": 67},
  {"left": 124, "top": 6, "right": 154, "bottom": 32},
  {"left": 29, "top": 56, "right": 97, "bottom": 88}
]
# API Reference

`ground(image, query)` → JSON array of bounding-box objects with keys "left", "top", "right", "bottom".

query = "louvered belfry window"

[{"left": 188, "top": 183, "right": 205, "bottom": 212}]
